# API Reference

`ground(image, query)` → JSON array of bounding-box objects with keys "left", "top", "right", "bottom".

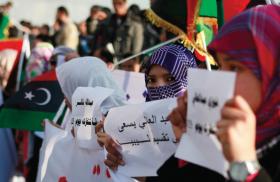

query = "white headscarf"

[{"left": 56, "top": 56, "right": 127, "bottom": 113}]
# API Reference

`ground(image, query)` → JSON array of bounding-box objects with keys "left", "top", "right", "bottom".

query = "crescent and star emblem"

[{"left": 24, "top": 88, "right": 52, "bottom": 106}]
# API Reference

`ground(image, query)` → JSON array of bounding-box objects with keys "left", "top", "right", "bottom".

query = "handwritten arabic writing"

[
  {"left": 76, "top": 98, "right": 94, "bottom": 106},
  {"left": 187, "top": 119, "right": 216, "bottom": 135},
  {"left": 118, "top": 115, "right": 169, "bottom": 132},
  {"left": 192, "top": 93, "right": 219, "bottom": 109},
  {"left": 103, "top": 98, "right": 178, "bottom": 177},
  {"left": 176, "top": 69, "right": 236, "bottom": 178},
  {"left": 119, "top": 133, "right": 176, "bottom": 146},
  {"left": 71, "top": 117, "right": 98, "bottom": 127},
  {"left": 118, "top": 122, "right": 137, "bottom": 132}
]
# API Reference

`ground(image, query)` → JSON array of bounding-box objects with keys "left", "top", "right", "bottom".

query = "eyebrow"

[{"left": 148, "top": 73, "right": 171, "bottom": 77}]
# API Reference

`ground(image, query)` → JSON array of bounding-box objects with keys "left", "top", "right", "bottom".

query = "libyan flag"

[{"left": 0, "top": 70, "right": 64, "bottom": 131}]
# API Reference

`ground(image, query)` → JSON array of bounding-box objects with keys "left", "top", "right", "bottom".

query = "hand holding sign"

[
  {"left": 216, "top": 96, "right": 257, "bottom": 163},
  {"left": 175, "top": 68, "right": 236, "bottom": 178},
  {"left": 104, "top": 98, "right": 177, "bottom": 177},
  {"left": 96, "top": 126, "right": 125, "bottom": 171}
]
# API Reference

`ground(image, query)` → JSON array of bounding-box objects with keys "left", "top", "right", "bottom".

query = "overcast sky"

[{"left": 1, "top": 0, "right": 150, "bottom": 25}]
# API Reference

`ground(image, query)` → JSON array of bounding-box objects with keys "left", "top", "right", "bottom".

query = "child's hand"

[
  {"left": 96, "top": 121, "right": 125, "bottom": 171},
  {"left": 216, "top": 96, "right": 257, "bottom": 162}
]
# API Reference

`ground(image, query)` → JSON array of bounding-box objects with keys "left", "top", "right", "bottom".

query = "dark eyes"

[
  {"left": 147, "top": 77, "right": 156, "bottom": 84},
  {"left": 166, "top": 76, "right": 175, "bottom": 82},
  {"left": 146, "top": 76, "right": 175, "bottom": 84}
]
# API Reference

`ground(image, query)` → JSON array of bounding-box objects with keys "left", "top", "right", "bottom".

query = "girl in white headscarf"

[
  {"left": 37, "top": 57, "right": 127, "bottom": 182},
  {"left": 56, "top": 56, "right": 126, "bottom": 114}
]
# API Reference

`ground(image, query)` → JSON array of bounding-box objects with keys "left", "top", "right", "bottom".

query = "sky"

[{"left": 1, "top": 0, "right": 150, "bottom": 25}]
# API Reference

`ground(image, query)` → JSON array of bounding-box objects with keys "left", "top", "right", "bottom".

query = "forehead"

[
  {"left": 148, "top": 64, "right": 170, "bottom": 75},
  {"left": 216, "top": 52, "right": 250, "bottom": 68}
]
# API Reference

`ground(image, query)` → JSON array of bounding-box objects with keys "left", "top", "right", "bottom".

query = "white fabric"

[
  {"left": 72, "top": 87, "right": 114, "bottom": 150},
  {"left": 56, "top": 56, "right": 127, "bottom": 114},
  {"left": 36, "top": 122, "right": 113, "bottom": 182},
  {"left": 37, "top": 57, "right": 128, "bottom": 181}
]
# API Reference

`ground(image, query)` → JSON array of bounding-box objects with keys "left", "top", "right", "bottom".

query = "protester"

[
  {"left": 169, "top": 4, "right": 280, "bottom": 182},
  {"left": 77, "top": 21, "right": 92, "bottom": 56},
  {"left": 209, "top": 5, "right": 280, "bottom": 182},
  {"left": 95, "top": 0, "right": 144, "bottom": 60},
  {"left": 36, "top": 57, "right": 127, "bottom": 181},
  {"left": 85, "top": 5, "right": 109, "bottom": 36},
  {"left": 2, "top": 2, "right": 279, "bottom": 182},
  {"left": 87, "top": 7, "right": 112, "bottom": 54},
  {"left": 53, "top": 6, "right": 79, "bottom": 50},
  {"left": 56, "top": 56, "right": 126, "bottom": 113},
  {"left": 96, "top": 43, "right": 198, "bottom": 181}
]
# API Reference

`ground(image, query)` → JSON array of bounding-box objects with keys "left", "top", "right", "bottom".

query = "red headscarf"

[{"left": 208, "top": 5, "right": 280, "bottom": 147}]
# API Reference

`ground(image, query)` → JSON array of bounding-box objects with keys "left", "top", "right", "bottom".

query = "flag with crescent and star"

[{"left": 0, "top": 70, "right": 64, "bottom": 131}]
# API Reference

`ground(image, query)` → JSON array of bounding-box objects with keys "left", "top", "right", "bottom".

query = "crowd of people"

[
  {"left": 0, "top": 0, "right": 279, "bottom": 182},
  {"left": 1, "top": 0, "right": 165, "bottom": 67}
]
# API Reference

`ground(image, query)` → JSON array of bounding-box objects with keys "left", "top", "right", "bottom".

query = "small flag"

[{"left": 0, "top": 70, "right": 64, "bottom": 131}]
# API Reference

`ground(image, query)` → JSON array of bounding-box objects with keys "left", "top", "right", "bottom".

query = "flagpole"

[
  {"left": 113, "top": 36, "right": 183, "bottom": 69},
  {"left": 200, "top": 31, "right": 212, "bottom": 71},
  {"left": 15, "top": 33, "right": 29, "bottom": 91},
  {"left": 52, "top": 101, "right": 66, "bottom": 124}
]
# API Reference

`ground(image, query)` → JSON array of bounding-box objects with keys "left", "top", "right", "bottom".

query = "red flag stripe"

[{"left": 31, "top": 70, "right": 57, "bottom": 82}]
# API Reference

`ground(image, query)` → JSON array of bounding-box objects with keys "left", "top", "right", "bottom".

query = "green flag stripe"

[
  {"left": 199, "top": 0, "right": 217, "bottom": 17},
  {"left": 0, "top": 108, "right": 55, "bottom": 131}
]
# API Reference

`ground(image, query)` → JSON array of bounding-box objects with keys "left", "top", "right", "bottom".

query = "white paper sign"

[
  {"left": 36, "top": 122, "right": 113, "bottom": 182},
  {"left": 71, "top": 87, "right": 114, "bottom": 150},
  {"left": 175, "top": 68, "right": 236, "bottom": 177},
  {"left": 112, "top": 70, "right": 146, "bottom": 104},
  {"left": 104, "top": 98, "right": 177, "bottom": 177}
]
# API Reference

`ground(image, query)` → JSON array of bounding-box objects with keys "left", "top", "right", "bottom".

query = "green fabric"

[
  {"left": 0, "top": 108, "right": 55, "bottom": 131},
  {"left": 217, "top": 0, "right": 224, "bottom": 27},
  {"left": 196, "top": 22, "right": 214, "bottom": 45},
  {"left": 199, "top": 0, "right": 217, "bottom": 18},
  {"left": 0, "top": 14, "right": 9, "bottom": 39}
]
